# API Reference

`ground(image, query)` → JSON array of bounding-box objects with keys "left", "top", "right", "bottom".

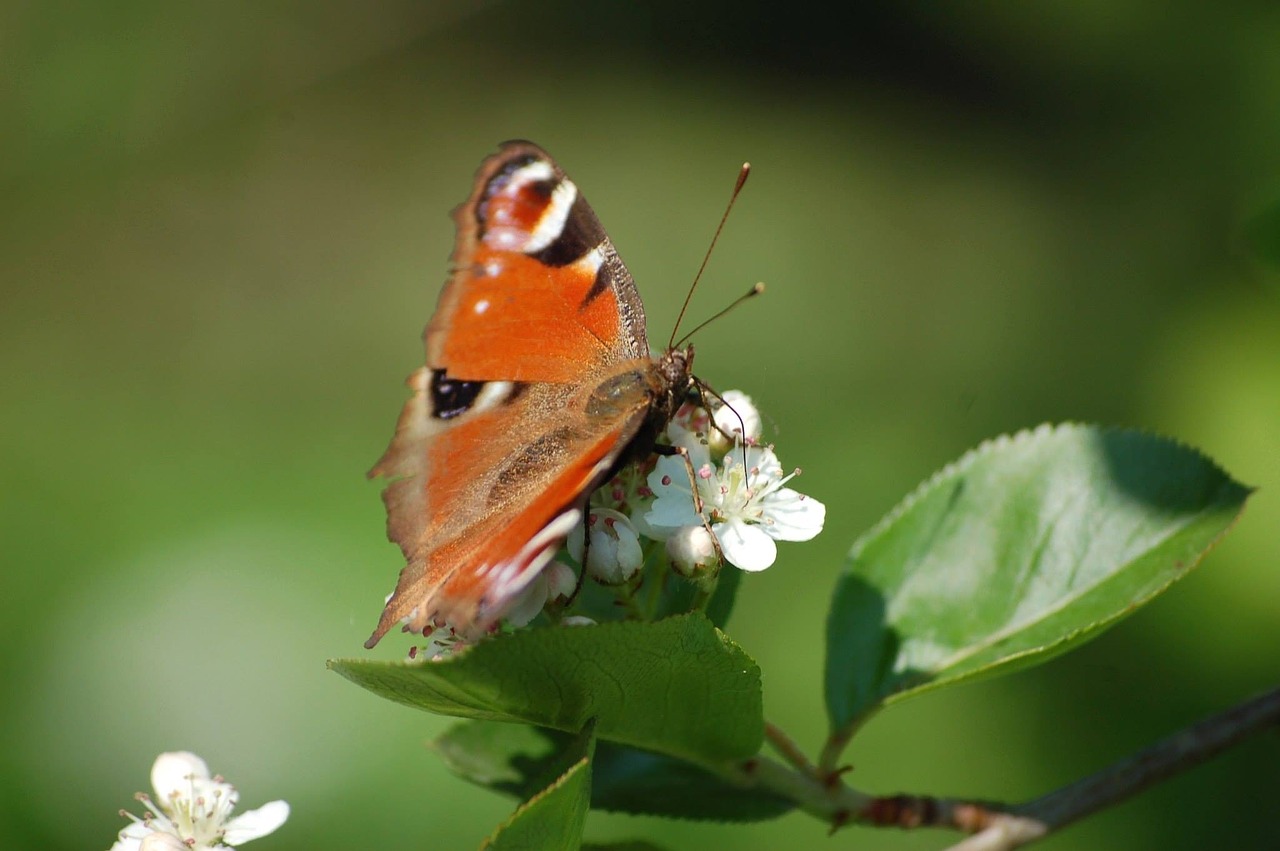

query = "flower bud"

[
  {"left": 709, "top": 390, "right": 762, "bottom": 455},
  {"left": 543, "top": 560, "right": 578, "bottom": 602},
  {"left": 150, "top": 751, "right": 212, "bottom": 803},
  {"left": 140, "top": 834, "right": 189, "bottom": 851},
  {"left": 568, "top": 508, "right": 644, "bottom": 585},
  {"left": 505, "top": 576, "right": 550, "bottom": 628},
  {"left": 666, "top": 524, "right": 721, "bottom": 578}
]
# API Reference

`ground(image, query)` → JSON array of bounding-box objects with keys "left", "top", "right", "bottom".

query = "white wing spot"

[
  {"left": 485, "top": 509, "right": 584, "bottom": 603},
  {"left": 572, "top": 246, "right": 605, "bottom": 278},
  {"left": 472, "top": 381, "right": 516, "bottom": 413},
  {"left": 474, "top": 298, "right": 490, "bottom": 315},
  {"left": 523, "top": 179, "right": 578, "bottom": 255},
  {"left": 512, "top": 160, "right": 555, "bottom": 184}
]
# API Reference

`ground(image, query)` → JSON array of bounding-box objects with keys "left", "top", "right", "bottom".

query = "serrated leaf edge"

[{"left": 845, "top": 422, "right": 1248, "bottom": 562}]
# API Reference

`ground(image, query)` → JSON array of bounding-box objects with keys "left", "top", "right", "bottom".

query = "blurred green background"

[{"left": 3, "top": 2, "right": 1278, "bottom": 849}]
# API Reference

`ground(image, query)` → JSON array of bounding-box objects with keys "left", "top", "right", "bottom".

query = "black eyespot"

[{"left": 430, "top": 369, "right": 485, "bottom": 420}]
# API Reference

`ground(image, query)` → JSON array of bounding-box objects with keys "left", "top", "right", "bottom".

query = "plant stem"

[
  {"left": 1007, "top": 682, "right": 1280, "bottom": 834},
  {"left": 743, "top": 684, "right": 1280, "bottom": 846},
  {"left": 690, "top": 572, "right": 720, "bottom": 612},
  {"left": 763, "top": 721, "right": 818, "bottom": 775}
]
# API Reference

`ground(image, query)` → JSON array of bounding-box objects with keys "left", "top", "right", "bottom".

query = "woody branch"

[{"left": 741, "top": 684, "right": 1280, "bottom": 847}]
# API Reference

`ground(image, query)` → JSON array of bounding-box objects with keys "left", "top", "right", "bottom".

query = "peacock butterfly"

[{"left": 365, "top": 140, "right": 696, "bottom": 648}]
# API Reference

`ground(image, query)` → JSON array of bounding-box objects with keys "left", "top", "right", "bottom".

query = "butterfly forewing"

[
  {"left": 427, "top": 141, "right": 650, "bottom": 381},
  {"left": 366, "top": 141, "right": 677, "bottom": 648}
]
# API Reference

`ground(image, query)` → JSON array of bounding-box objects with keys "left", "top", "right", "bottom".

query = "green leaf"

[
  {"left": 331, "top": 613, "right": 763, "bottom": 767},
  {"left": 483, "top": 720, "right": 595, "bottom": 851},
  {"left": 825, "top": 424, "right": 1251, "bottom": 733},
  {"left": 582, "top": 844, "right": 671, "bottom": 851},
  {"left": 588, "top": 736, "right": 791, "bottom": 822},
  {"left": 434, "top": 720, "right": 562, "bottom": 799},
  {"left": 436, "top": 720, "right": 793, "bottom": 823}
]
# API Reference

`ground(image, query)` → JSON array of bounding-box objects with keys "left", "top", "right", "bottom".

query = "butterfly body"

[{"left": 366, "top": 141, "right": 693, "bottom": 648}]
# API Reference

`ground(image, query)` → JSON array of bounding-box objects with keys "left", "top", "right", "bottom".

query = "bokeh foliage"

[{"left": 2, "top": 2, "right": 1278, "bottom": 849}]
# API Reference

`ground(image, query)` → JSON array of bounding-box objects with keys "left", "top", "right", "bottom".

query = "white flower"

[
  {"left": 567, "top": 508, "right": 644, "bottom": 585},
  {"left": 111, "top": 751, "right": 288, "bottom": 851},
  {"left": 644, "top": 441, "right": 825, "bottom": 572}
]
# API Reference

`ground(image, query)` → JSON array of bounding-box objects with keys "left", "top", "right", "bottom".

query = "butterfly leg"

[
  {"left": 561, "top": 516, "right": 592, "bottom": 610},
  {"left": 653, "top": 443, "right": 725, "bottom": 565}
]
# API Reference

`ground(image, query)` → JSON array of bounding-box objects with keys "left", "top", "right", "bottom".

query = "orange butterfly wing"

[{"left": 365, "top": 141, "right": 678, "bottom": 648}]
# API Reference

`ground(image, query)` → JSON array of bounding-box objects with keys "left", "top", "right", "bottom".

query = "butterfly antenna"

[
  {"left": 668, "top": 161, "right": 752, "bottom": 349},
  {"left": 674, "top": 282, "right": 765, "bottom": 348}
]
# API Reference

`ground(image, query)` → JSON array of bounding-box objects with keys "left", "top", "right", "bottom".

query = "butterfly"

[{"left": 365, "top": 140, "right": 696, "bottom": 649}]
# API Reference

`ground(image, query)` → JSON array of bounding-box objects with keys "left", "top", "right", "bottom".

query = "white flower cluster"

[
  {"left": 110, "top": 752, "right": 288, "bottom": 851},
  {"left": 411, "top": 390, "right": 825, "bottom": 660},
  {"left": 528, "top": 390, "right": 823, "bottom": 599}
]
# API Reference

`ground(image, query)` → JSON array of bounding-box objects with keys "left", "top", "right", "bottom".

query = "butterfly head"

[{"left": 653, "top": 343, "right": 696, "bottom": 423}]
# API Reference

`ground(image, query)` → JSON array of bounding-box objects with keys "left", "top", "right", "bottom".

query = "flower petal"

[
  {"left": 713, "top": 390, "right": 762, "bottom": 443},
  {"left": 644, "top": 456, "right": 702, "bottom": 535},
  {"left": 673, "top": 429, "right": 714, "bottom": 468},
  {"left": 150, "top": 751, "right": 210, "bottom": 801},
  {"left": 715, "top": 518, "right": 777, "bottom": 572},
  {"left": 223, "top": 800, "right": 290, "bottom": 845},
  {"left": 110, "top": 821, "right": 153, "bottom": 851},
  {"left": 762, "top": 489, "right": 826, "bottom": 542}
]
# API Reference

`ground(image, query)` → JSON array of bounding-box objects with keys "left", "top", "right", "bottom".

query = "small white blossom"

[
  {"left": 645, "top": 441, "right": 825, "bottom": 573},
  {"left": 111, "top": 751, "right": 288, "bottom": 851},
  {"left": 567, "top": 508, "right": 644, "bottom": 585}
]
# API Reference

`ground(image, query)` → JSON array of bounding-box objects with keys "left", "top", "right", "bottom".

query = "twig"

[
  {"left": 763, "top": 721, "right": 819, "bottom": 776},
  {"left": 745, "top": 685, "right": 1280, "bottom": 847},
  {"left": 732, "top": 755, "right": 870, "bottom": 826},
  {"left": 943, "top": 818, "right": 1047, "bottom": 851},
  {"left": 1012, "top": 683, "right": 1280, "bottom": 832}
]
